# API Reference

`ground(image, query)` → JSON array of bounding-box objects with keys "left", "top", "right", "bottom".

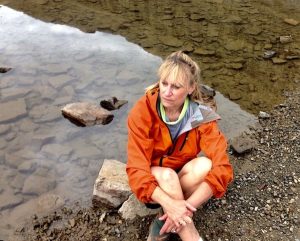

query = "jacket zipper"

[{"left": 179, "top": 131, "right": 189, "bottom": 151}]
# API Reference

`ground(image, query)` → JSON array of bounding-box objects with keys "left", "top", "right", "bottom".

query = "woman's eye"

[
  {"left": 161, "top": 82, "right": 167, "bottom": 86},
  {"left": 173, "top": 85, "right": 180, "bottom": 90}
]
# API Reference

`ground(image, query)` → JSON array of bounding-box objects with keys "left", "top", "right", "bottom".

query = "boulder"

[
  {"left": 230, "top": 134, "right": 256, "bottom": 154},
  {"left": 119, "top": 194, "right": 158, "bottom": 220},
  {"left": 92, "top": 159, "right": 131, "bottom": 209},
  {"left": 62, "top": 102, "right": 114, "bottom": 126}
]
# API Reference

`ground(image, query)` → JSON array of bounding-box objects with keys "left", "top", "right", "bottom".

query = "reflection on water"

[
  {"left": 0, "top": 5, "right": 160, "bottom": 239},
  {"left": 5, "top": 0, "right": 299, "bottom": 113}
]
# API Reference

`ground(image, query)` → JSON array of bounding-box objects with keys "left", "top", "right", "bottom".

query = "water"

[{"left": 0, "top": 5, "right": 161, "bottom": 239}]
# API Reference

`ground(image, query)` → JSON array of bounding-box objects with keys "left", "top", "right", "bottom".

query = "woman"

[{"left": 126, "top": 51, "right": 233, "bottom": 241}]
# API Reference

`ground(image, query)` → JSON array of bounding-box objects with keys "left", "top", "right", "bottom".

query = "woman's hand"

[{"left": 158, "top": 200, "right": 196, "bottom": 234}]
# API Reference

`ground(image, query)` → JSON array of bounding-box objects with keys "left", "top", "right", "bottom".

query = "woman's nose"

[{"left": 165, "top": 86, "right": 172, "bottom": 96}]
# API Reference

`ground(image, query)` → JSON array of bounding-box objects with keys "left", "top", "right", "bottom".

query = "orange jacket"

[{"left": 126, "top": 88, "right": 233, "bottom": 203}]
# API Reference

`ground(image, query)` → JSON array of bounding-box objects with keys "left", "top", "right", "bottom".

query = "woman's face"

[{"left": 159, "top": 76, "right": 194, "bottom": 112}]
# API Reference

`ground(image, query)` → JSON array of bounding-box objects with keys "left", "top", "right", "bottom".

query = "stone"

[
  {"left": 115, "top": 69, "right": 140, "bottom": 86},
  {"left": 230, "top": 135, "right": 256, "bottom": 154},
  {"left": 100, "top": 97, "right": 128, "bottom": 110},
  {"left": 0, "top": 124, "right": 11, "bottom": 135},
  {"left": 159, "top": 36, "right": 183, "bottom": 47},
  {"left": 279, "top": 35, "right": 292, "bottom": 44},
  {"left": 0, "top": 189, "right": 23, "bottom": 211},
  {"left": 229, "top": 92, "right": 242, "bottom": 100},
  {"left": 41, "top": 63, "right": 71, "bottom": 75},
  {"left": 18, "top": 160, "right": 37, "bottom": 174},
  {"left": 258, "top": 111, "right": 270, "bottom": 119},
  {"left": 119, "top": 194, "right": 158, "bottom": 220},
  {"left": 271, "top": 57, "right": 287, "bottom": 64},
  {"left": 41, "top": 143, "right": 73, "bottom": 160},
  {"left": 283, "top": 18, "right": 299, "bottom": 26},
  {"left": 10, "top": 173, "right": 26, "bottom": 190},
  {"left": 0, "top": 99, "right": 27, "bottom": 123},
  {"left": 224, "top": 39, "right": 245, "bottom": 51},
  {"left": 37, "top": 193, "right": 65, "bottom": 212},
  {"left": 194, "top": 48, "right": 216, "bottom": 56},
  {"left": 92, "top": 159, "right": 131, "bottom": 209},
  {"left": 226, "top": 63, "right": 244, "bottom": 70},
  {"left": 29, "top": 105, "right": 61, "bottom": 123},
  {"left": 22, "top": 175, "right": 56, "bottom": 195},
  {"left": 61, "top": 102, "right": 114, "bottom": 126},
  {"left": 47, "top": 75, "right": 74, "bottom": 89}
]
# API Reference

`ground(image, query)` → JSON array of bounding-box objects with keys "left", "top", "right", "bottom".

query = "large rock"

[
  {"left": 119, "top": 194, "right": 158, "bottom": 220},
  {"left": 62, "top": 102, "right": 114, "bottom": 126},
  {"left": 0, "top": 99, "right": 27, "bottom": 123},
  {"left": 92, "top": 159, "right": 131, "bottom": 209}
]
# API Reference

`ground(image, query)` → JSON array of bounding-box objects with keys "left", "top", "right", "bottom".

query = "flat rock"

[
  {"left": 159, "top": 36, "right": 184, "bottom": 47},
  {"left": 230, "top": 135, "right": 256, "bottom": 154},
  {"left": 29, "top": 104, "right": 61, "bottom": 123},
  {"left": 119, "top": 194, "right": 158, "bottom": 220},
  {"left": 271, "top": 57, "right": 287, "bottom": 64},
  {"left": 0, "top": 189, "right": 23, "bottom": 211},
  {"left": 92, "top": 159, "right": 131, "bottom": 209},
  {"left": 0, "top": 99, "right": 27, "bottom": 123},
  {"left": 47, "top": 74, "right": 74, "bottom": 89},
  {"left": 284, "top": 18, "right": 299, "bottom": 26},
  {"left": 0, "top": 124, "right": 11, "bottom": 135},
  {"left": 41, "top": 143, "right": 73, "bottom": 160},
  {"left": 194, "top": 47, "right": 216, "bottom": 56},
  {"left": 22, "top": 175, "right": 56, "bottom": 195},
  {"left": 62, "top": 102, "right": 114, "bottom": 126}
]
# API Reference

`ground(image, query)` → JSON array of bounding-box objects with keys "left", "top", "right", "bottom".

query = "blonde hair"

[{"left": 146, "top": 51, "right": 216, "bottom": 110}]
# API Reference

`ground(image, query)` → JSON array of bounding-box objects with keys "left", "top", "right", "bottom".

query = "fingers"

[
  {"left": 158, "top": 213, "right": 168, "bottom": 221},
  {"left": 185, "top": 201, "right": 197, "bottom": 212},
  {"left": 159, "top": 218, "right": 173, "bottom": 235}
]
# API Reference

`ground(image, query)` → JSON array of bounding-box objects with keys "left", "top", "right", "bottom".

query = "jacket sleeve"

[
  {"left": 199, "top": 121, "right": 233, "bottom": 198},
  {"left": 126, "top": 102, "right": 159, "bottom": 203}
]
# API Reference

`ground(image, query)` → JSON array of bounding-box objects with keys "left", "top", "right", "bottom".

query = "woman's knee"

[
  {"left": 151, "top": 166, "right": 178, "bottom": 183},
  {"left": 189, "top": 157, "right": 212, "bottom": 178}
]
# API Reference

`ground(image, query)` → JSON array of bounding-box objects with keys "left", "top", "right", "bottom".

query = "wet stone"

[
  {"left": 1, "top": 87, "right": 33, "bottom": 102},
  {"left": 0, "top": 99, "right": 27, "bottom": 123},
  {"left": 0, "top": 189, "right": 23, "bottom": 211},
  {"left": 115, "top": 69, "right": 140, "bottom": 86},
  {"left": 41, "top": 63, "right": 71, "bottom": 75},
  {"left": 18, "top": 160, "right": 37, "bottom": 174},
  {"left": 62, "top": 102, "right": 114, "bottom": 126},
  {"left": 283, "top": 18, "right": 299, "bottom": 26},
  {"left": 224, "top": 39, "right": 245, "bottom": 51},
  {"left": 0, "top": 124, "right": 11, "bottom": 135},
  {"left": 41, "top": 143, "right": 73, "bottom": 160},
  {"left": 159, "top": 36, "right": 183, "bottom": 47},
  {"left": 5, "top": 131, "right": 17, "bottom": 142},
  {"left": 194, "top": 47, "right": 216, "bottom": 56},
  {"left": 47, "top": 74, "right": 74, "bottom": 89},
  {"left": 271, "top": 57, "right": 287, "bottom": 64},
  {"left": 10, "top": 174, "right": 26, "bottom": 191},
  {"left": 22, "top": 175, "right": 56, "bottom": 195},
  {"left": 29, "top": 105, "right": 61, "bottom": 123},
  {"left": 229, "top": 92, "right": 242, "bottom": 100}
]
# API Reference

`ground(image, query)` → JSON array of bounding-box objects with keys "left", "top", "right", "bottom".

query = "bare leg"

[{"left": 151, "top": 157, "right": 212, "bottom": 241}]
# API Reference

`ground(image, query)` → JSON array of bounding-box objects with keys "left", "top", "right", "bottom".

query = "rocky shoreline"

[{"left": 11, "top": 89, "right": 299, "bottom": 241}]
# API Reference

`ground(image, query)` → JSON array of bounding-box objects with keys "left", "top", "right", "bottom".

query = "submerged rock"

[
  {"left": 283, "top": 18, "right": 299, "bottom": 26},
  {"left": 62, "top": 102, "right": 114, "bottom": 126},
  {"left": 0, "top": 99, "right": 27, "bottom": 123}
]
